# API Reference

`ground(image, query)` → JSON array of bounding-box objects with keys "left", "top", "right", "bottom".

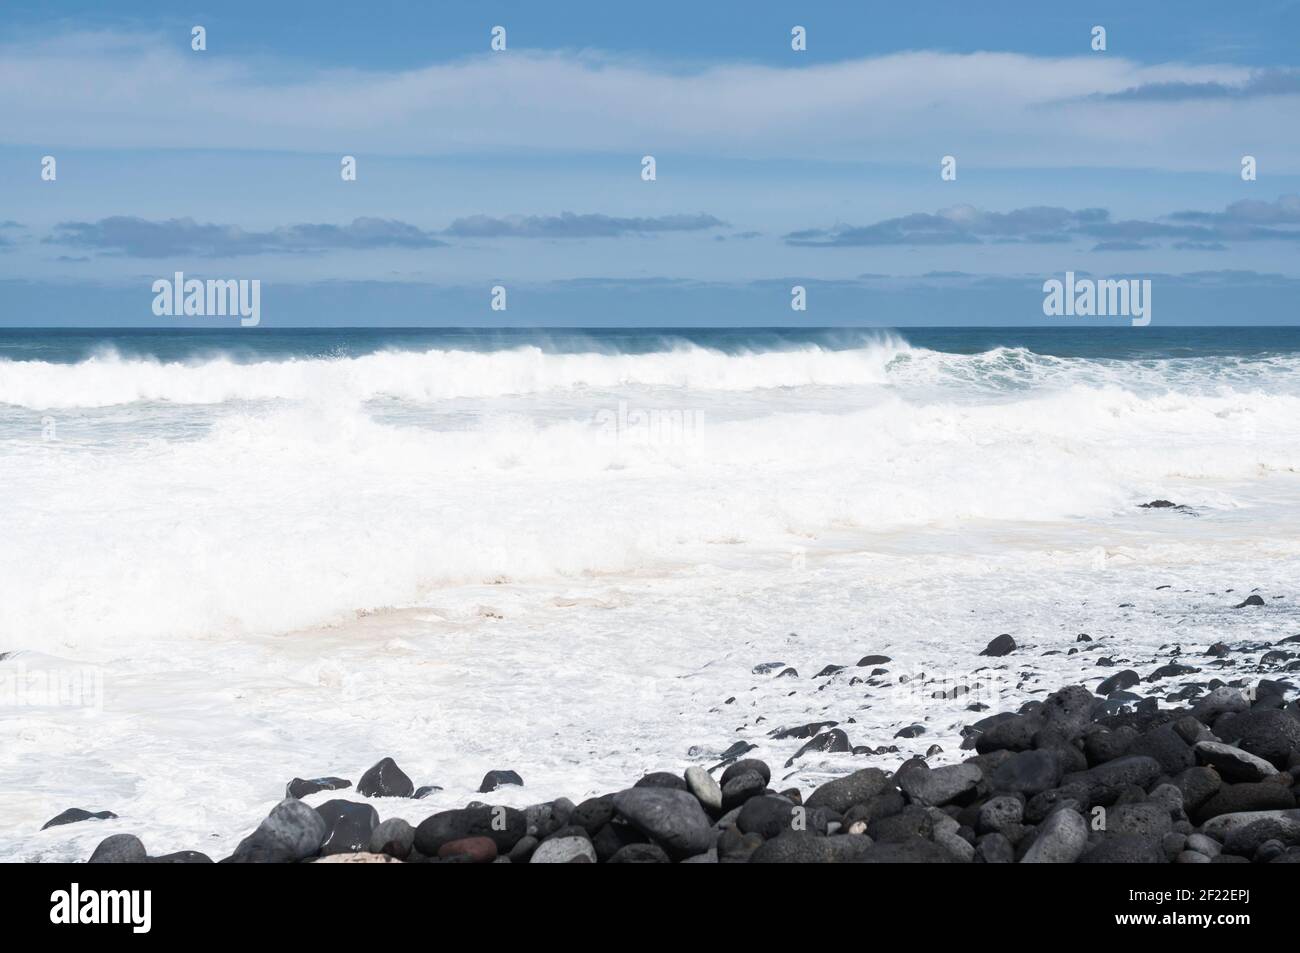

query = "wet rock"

[
  {"left": 356, "top": 758, "right": 414, "bottom": 798},
  {"left": 316, "top": 799, "right": 380, "bottom": 856},
  {"left": 413, "top": 785, "right": 443, "bottom": 799},
  {"left": 856, "top": 654, "right": 892, "bottom": 667},
  {"left": 42, "top": 808, "right": 117, "bottom": 830},
  {"left": 894, "top": 724, "right": 926, "bottom": 739},
  {"left": 785, "top": 729, "right": 851, "bottom": 766},
  {"left": 285, "top": 777, "right": 351, "bottom": 800},
  {"left": 813, "top": 664, "right": 846, "bottom": 678},
  {"left": 752, "top": 662, "right": 786, "bottom": 675},
  {"left": 980, "top": 634, "right": 1017, "bottom": 657},
  {"left": 1146, "top": 663, "right": 1199, "bottom": 681},
  {"left": 1233, "top": 595, "right": 1265, "bottom": 608},
  {"left": 1097, "top": 670, "right": 1140, "bottom": 695},
  {"left": 768, "top": 721, "right": 837, "bottom": 740},
  {"left": 227, "top": 798, "right": 327, "bottom": 863},
  {"left": 478, "top": 769, "right": 524, "bottom": 793}
]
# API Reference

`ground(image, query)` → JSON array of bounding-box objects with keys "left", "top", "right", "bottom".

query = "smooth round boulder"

[
  {"left": 88, "top": 834, "right": 147, "bottom": 864},
  {"left": 529, "top": 835, "right": 595, "bottom": 864},
  {"left": 612, "top": 788, "right": 713, "bottom": 858},
  {"left": 685, "top": 766, "right": 723, "bottom": 813},
  {"left": 438, "top": 835, "right": 498, "bottom": 863},
  {"left": 316, "top": 799, "right": 380, "bottom": 856},
  {"left": 805, "top": 768, "right": 891, "bottom": 813},
  {"left": 367, "top": 817, "right": 414, "bottom": 859}
]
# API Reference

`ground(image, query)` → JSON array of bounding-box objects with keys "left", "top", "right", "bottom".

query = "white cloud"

[{"left": 0, "top": 30, "right": 1296, "bottom": 170}]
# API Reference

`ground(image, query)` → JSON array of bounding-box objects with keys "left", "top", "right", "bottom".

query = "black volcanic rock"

[
  {"left": 42, "top": 808, "right": 117, "bottom": 830},
  {"left": 315, "top": 799, "right": 380, "bottom": 856},
  {"left": 979, "top": 634, "right": 1017, "bottom": 657},
  {"left": 356, "top": 758, "right": 414, "bottom": 798},
  {"left": 286, "top": 776, "right": 352, "bottom": 800},
  {"left": 478, "top": 769, "right": 524, "bottom": 793}
]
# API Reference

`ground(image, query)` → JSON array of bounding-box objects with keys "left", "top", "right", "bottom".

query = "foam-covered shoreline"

[{"left": 58, "top": 628, "right": 1300, "bottom": 864}]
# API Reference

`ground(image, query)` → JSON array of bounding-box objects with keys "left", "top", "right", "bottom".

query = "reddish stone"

[{"left": 437, "top": 835, "right": 498, "bottom": 863}]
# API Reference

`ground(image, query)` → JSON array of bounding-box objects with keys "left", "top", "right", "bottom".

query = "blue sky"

[{"left": 2, "top": 1, "right": 1299, "bottom": 325}]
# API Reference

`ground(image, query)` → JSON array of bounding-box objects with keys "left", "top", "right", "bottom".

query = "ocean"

[{"left": 2, "top": 326, "right": 1299, "bottom": 860}]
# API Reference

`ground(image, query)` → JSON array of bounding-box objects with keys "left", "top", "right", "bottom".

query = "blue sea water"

[{"left": 3, "top": 325, "right": 1300, "bottom": 364}]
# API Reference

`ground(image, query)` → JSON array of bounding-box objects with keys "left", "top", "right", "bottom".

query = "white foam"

[
  {"left": 2, "top": 373, "right": 1298, "bottom": 653},
  {"left": 0, "top": 339, "right": 914, "bottom": 409}
]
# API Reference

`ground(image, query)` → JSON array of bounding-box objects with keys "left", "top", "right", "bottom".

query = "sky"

[{"left": 1, "top": 0, "right": 1299, "bottom": 326}]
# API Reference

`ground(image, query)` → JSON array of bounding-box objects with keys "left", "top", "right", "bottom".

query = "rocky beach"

[{"left": 56, "top": 617, "right": 1300, "bottom": 864}]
